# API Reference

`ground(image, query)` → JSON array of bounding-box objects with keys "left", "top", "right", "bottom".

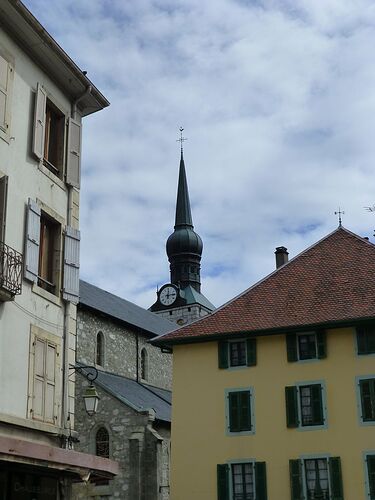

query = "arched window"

[
  {"left": 96, "top": 331, "right": 104, "bottom": 366},
  {"left": 141, "top": 348, "right": 148, "bottom": 381},
  {"left": 95, "top": 426, "right": 109, "bottom": 458}
]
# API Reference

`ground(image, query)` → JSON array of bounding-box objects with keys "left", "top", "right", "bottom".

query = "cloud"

[{"left": 24, "top": 0, "right": 375, "bottom": 309}]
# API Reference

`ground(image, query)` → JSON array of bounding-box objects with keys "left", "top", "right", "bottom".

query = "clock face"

[{"left": 159, "top": 285, "right": 178, "bottom": 306}]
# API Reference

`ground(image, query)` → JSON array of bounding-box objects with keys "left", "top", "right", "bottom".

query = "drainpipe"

[
  {"left": 72, "top": 85, "right": 92, "bottom": 120},
  {"left": 136, "top": 332, "right": 139, "bottom": 382}
]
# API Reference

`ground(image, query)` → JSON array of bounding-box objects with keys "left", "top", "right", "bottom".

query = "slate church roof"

[
  {"left": 79, "top": 280, "right": 173, "bottom": 337},
  {"left": 154, "top": 227, "right": 375, "bottom": 345}
]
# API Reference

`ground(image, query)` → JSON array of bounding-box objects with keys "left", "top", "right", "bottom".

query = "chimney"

[{"left": 275, "top": 246, "right": 288, "bottom": 269}]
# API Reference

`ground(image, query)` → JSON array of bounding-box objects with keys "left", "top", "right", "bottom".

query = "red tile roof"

[{"left": 156, "top": 228, "right": 375, "bottom": 344}]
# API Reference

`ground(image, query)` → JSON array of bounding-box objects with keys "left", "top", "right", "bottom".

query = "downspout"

[
  {"left": 136, "top": 332, "right": 139, "bottom": 382},
  {"left": 62, "top": 86, "right": 92, "bottom": 442}
]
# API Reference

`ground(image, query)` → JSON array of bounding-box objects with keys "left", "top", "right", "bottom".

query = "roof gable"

[{"left": 156, "top": 227, "right": 375, "bottom": 343}]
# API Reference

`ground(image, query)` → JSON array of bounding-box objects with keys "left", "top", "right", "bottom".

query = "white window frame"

[
  {"left": 296, "top": 332, "right": 318, "bottom": 361},
  {"left": 296, "top": 380, "right": 328, "bottom": 431},
  {"left": 0, "top": 48, "right": 14, "bottom": 144},
  {"left": 299, "top": 454, "right": 332, "bottom": 500}
]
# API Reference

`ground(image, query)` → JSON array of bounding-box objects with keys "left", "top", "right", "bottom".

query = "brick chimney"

[{"left": 275, "top": 246, "right": 289, "bottom": 269}]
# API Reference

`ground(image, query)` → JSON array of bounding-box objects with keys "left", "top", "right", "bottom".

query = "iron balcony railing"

[{"left": 0, "top": 241, "right": 23, "bottom": 296}]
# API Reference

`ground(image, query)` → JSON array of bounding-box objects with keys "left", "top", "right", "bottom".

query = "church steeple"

[{"left": 166, "top": 140, "right": 203, "bottom": 292}]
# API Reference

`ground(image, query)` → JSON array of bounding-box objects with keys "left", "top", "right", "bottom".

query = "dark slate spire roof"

[
  {"left": 155, "top": 227, "right": 375, "bottom": 345},
  {"left": 175, "top": 151, "right": 193, "bottom": 228}
]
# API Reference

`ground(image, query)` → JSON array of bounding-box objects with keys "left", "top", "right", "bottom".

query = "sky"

[{"left": 25, "top": 0, "right": 375, "bottom": 310}]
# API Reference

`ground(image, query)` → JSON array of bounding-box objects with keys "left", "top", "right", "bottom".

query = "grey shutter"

[
  {"left": 285, "top": 386, "right": 299, "bottom": 428},
  {"left": 0, "top": 54, "right": 9, "bottom": 131},
  {"left": 246, "top": 338, "right": 257, "bottom": 366},
  {"left": 217, "top": 464, "right": 229, "bottom": 500},
  {"left": 24, "top": 198, "right": 41, "bottom": 282},
  {"left": 329, "top": 457, "right": 344, "bottom": 500},
  {"left": 255, "top": 462, "right": 267, "bottom": 500},
  {"left": 286, "top": 334, "right": 298, "bottom": 362},
  {"left": 218, "top": 341, "right": 229, "bottom": 369},
  {"left": 63, "top": 226, "right": 80, "bottom": 303},
  {"left": 32, "top": 83, "right": 47, "bottom": 160},
  {"left": 66, "top": 118, "right": 81, "bottom": 188},
  {"left": 0, "top": 175, "right": 8, "bottom": 242}
]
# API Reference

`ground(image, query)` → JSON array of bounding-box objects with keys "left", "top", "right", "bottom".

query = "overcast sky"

[{"left": 25, "top": 0, "right": 375, "bottom": 309}]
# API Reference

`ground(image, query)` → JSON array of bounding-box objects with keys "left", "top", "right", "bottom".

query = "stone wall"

[
  {"left": 155, "top": 303, "right": 211, "bottom": 326},
  {"left": 77, "top": 307, "right": 172, "bottom": 390},
  {"left": 72, "top": 377, "right": 171, "bottom": 500}
]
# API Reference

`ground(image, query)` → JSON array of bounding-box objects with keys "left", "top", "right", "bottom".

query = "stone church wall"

[{"left": 77, "top": 307, "right": 172, "bottom": 390}]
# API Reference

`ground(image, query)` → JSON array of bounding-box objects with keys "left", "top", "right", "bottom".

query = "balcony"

[{"left": 0, "top": 241, "right": 23, "bottom": 301}]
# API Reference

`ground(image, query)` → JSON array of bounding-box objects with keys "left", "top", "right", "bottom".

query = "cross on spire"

[
  {"left": 335, "top": 208, "right": 345, "bottom": 227},
  {"left": 176, "top": 126, "right": 187, "bottom": 154}
]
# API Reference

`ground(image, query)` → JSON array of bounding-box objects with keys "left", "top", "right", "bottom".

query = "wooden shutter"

[
  {"left": 356, "top": 327, "right": 366, "bottom": 354},
  {"left": 229, "top": 391, "right": 251, "bottom": 432},
  {"left": 229, "top": 392, "right": 240, "bottom": 432},
  {"left": 218, "top": 341, "right": 229, "bottom": 369},
  {"left": 311, "top": 384, "right": 324, "bottom": 425},
  {"left": 255, "top": 462, "right": 267, "bottom": 500},
  {"left": 316, "top": 330, "right": 327, "bottom": 359},
  {"left": 32, "top": 83, "right": 47, "bottom": 160},
  {"left": 33, "top": 338, "right": 45, "bottom": 420},
  {"left": 24, "top": 199, "right": 41, "bottom": 282},
  {"left": 246, "top": 338, "right": 257, "bottom": 366},
  {"left": 0, "top": 175, "right": 8, "bottom": 242},
  {"left": 0, "top": 54, "right": 11, "bottom": 132},
  {"left": 367, "top": 455, "right": 375, "bottom": 500},
  {"left": 286, "top": 334, "right": 298, "bottom": 362},
  {"left": 329, "top": 457, "right": 343, "bottom": 500},
  {"left": 44, "top": 343, "right": 56, "bottom": 423},
  {"left": 66, "top": 117, "right": 81, "bottom": 188},
  {"left": 289, "top": 460, "right": 304, "bottom": 500},
  {"left": 63, "top": 226, "right": 80, "bottom": 303},
  {"left": 285, "top": 386, "right": 299, "bottom": 428},
  {"left": 217, "top": 464, "right": 229, "bottom": 500}
]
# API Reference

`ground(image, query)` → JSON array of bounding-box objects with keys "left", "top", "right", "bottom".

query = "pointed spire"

[{"left": 175, "top": 149, "right": 193, "bottom": 228}]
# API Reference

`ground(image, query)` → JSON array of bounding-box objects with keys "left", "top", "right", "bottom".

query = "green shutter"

[
  {"left": 367, "top": 455, "right": 375, "bottom": 500},
  {"left": 360, "top": 379, "right": 375, "bottom": 421},
  {"left": 311, "top": 384, "right": 324, "bottom": 425},
  {"left": 316, "top": 330, "right": 327, "bottom": 359},
  {"left": 229, "top": 392, "right": 239, "bottom": 432},
  {"left": 217, "top": 464, "right": 229, "bottom": 500},
  {"left": 285, "top": 386, "right": 299, "bottom": 428},
  {"left": 289, "top": 460, "right": 303, "bottom": 500},
  {"left": 218, "top": 341, "right": 229, "bottom": 369},
  {"left": 356, "top": 327, "right": 367, "bottom": 354},
  {"left": 255, "top": 462, "right": 267, "bottom": 500},
  {"left": 329, "top": 457, "right": 344, "bottom": 500},
  {"left": 246, "top": 338, "right": 257, "bottom": 366},
  {"left": 239, "top": 391, "right": 251, "bottom": 431},
  {"left": 286, "top": 334, "right": 298, "bottom": 362}
]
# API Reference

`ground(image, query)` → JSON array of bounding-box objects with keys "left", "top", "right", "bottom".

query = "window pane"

[
  {"left": 298, "top": 333, "right": 317, "bottom": 360},
  {"left": 232, "top": 463, "right": 254, "bottom": 500},
  {"left": 96, "top": 427, "right": 109, "bottom": 458},
  {"left": 300, "top": 384, "right": 323, "bottom": 426},
  {"left": 304, "top": 459, "right": 329, "bottom": 499},
  {"left": 230, "top": 341, "right": 246, "bottom": 367}
]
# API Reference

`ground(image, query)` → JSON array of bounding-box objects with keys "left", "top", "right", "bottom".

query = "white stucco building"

[{"left": 0, "top": 1, "right": 118, "bottom": 497}]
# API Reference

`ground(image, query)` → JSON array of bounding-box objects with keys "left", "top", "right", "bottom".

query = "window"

[
  {"left": 289, "top": 457, "right": 343, "bottom": 500},
  {"left": 32, "top": 83, "right": 82, "bottom": 187},
  {"left": 95, "top": 427, "right": 109, "bottom": 458},
  {"left": 96, "top": 331, "right": 104, "bottom": 366},
  {"left": 28, "top": 328, "right": 61, "bottom": 425},
  {"left": 217, "top": 462, "right": 267, "bottom": 500},
  {"left": 286, "top": 331, "right": 326, "bottom": 362},
  {"left": 366, "top": 454, "right": 375, "bottom": 500},
  {"left": 219, "top": 339, "right": 257, "bottom": 369},
  {"left": 285, "top": 383, "right": 326, "bottom": 429},
  {"left": 226, "top": 389, "right": 254, "bottom": 434},
  {"left": 356, "top": 326, "right": 375, "bottom": 355},
  {"left": 141, "top": 348, "right": 148, "bottom": 380},
  {"left": 358, "top": 378, "right": 375, "bottom": 423},
  {"left": 38, "top": 213, "right": 60, "bottom": 294},
  {"left": 24, "top": 199, "right": 80, "bottom": 303},
  {"left": 0, "top": 51, "right": 14, "bottom": 143}
]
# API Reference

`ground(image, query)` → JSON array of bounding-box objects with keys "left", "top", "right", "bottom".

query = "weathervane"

[
  {"left": 176, "top": 126, "right": 187, "bottom": 153},
  {"left": 335, "top": 207, "right": 344, "bottom": 227}
]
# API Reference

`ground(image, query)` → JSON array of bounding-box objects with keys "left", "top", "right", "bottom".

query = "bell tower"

[{"left": 150, "top": 129, "right": 214, "bottom": 325}]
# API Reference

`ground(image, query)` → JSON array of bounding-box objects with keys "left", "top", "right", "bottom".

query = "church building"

[{"left": 150, "top": 137, "right": 215, "bottom": 325}]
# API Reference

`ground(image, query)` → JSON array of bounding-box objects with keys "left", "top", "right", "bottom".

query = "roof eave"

[
  {"left": 2, "top": 0, "right": 109, "bottom": 116},
  {"left": 153, "top": 315, "right": 375, "bottom": 347}
]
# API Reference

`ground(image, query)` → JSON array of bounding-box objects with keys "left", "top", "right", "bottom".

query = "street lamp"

[{"left": 69, "top": 364, "right": 100, "bottom": 416}]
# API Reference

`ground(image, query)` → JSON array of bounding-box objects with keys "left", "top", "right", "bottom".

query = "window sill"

[
  {"left": 38, "top": 162, "right": 66, "bottom": 191},
  {"left": 297, "top": 423, "right": 327, "bottom": 432},
  {"left": 32, "top": 283, "right": 62, "bottom": 307}
]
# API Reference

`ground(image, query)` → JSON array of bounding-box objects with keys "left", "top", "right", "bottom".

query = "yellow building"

[{"left": 155, "top": 227, "right": 375, "bottom": 500}]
